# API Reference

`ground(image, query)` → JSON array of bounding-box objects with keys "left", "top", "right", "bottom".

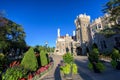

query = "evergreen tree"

[
  {"left": 21, "top": 47, "right": 38, "bottom": 71},
  {"left": 102, "top": 0, "right": 120, "bottom": 25},
  {"left": 40, "top": 50, "right": 48, "bottom": 66}
]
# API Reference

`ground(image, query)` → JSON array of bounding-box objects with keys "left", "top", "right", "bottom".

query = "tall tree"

[
  {"left": 102, "top": 0, "right": 120, "bottom": 25},
  {"left": 0, "top": 11, "right": 26, "bottom": 54}
]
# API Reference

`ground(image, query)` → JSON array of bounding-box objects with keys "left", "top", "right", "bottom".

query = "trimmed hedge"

[
  {"left": 40, "top": 50, "right": 48, "bottom": 66},
  {"left": 21, "top": 47, "right": 38, "bottom": 71}
]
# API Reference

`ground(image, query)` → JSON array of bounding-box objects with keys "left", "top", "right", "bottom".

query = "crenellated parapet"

[{"left": 74, "top": 14, "right": 90, "bottom": 29}]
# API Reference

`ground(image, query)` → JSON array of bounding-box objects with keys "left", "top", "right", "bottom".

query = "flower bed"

[
  {"left": 18, "top": 62, "right": 54, "bottom": 80},
  {"left": 2, "top": 48, "right": 54, "bottom": 80},
  {"left": 32, "top": 62, "right": 54, "bottom": 80}
]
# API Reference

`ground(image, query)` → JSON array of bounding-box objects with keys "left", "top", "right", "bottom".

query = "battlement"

[
  {"left": 74, "top": 14, "right": 90, "bottom": 29},
  {"left": 78, "top": 14, "right": 90, "bottom": 20}
]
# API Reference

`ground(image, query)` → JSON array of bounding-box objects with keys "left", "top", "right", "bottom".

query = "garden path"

[{"left": 41, "top": 55, "right": 62, "bottom": 80}]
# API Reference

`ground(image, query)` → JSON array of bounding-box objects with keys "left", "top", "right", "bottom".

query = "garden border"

[{"left": 32, "top": 62, "right": 54, "bottom": 80}]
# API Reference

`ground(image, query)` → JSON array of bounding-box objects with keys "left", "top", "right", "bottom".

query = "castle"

[{"left": 54, "top": 14, "right": 120, "bottom": 55}]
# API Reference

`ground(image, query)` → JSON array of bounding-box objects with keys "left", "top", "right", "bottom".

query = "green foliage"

[
  {"left": 21, "top": 47, "right": 38, "bottom": 71},
  {"left": 60, "top": 64, "right": 71, "bottom": 74},
  {"left": 0, "top": 53, "right": 4, "bottom": 61},
  {"left": 110, "top": 48, "right": 120, "bottom": 69},
  {"left": 111, "top": 60, "right": 117, "bottom": 68},
  {"left": 34, "top": 45, "right": 55, "bottom": 53},
  {"left": 88, "top": 62, "right": 105, "bottom": 72},
  {"left": 88, "top": 48, "right": 99, "bottom": 63},
  {"left": 40, "top": 50, "right": 48, "bottom": 66},
  {"left": 2, "top": 66, "right": 28, "bottom": 80},
  {"left": 88, "top": 46, "right": 105, "bottom": 72},
  {"left": 111, "top": 48, "right": 120, "bottom": 61},
  {"left": 61, "top": 53, "right": 77, "bottom": 75},
  {"left": 102, "top": 0, "right": 120, "bottom": 24},
  {"left": 99, "top": 27, "right": 120, "bottom": 38},
  {"left": 0, "top": 53, "right": 8, "bottom": 72},
  {"left": 72, "top": 63, "right": 78, "bottom": 74},
  {"left": 63, "top": 53, "right": 73, "bottom": 64},
  {"left": 0, "top": 16, "right": 26, "bottom": 54},
  {"left": 60, "top": 63, "right": 78, "bottom": 75},
  {"left": 100, "top": 29, "right": 116, "bottom": 37},
  {"left": 88, "top": 62, "right": 93, "bottom": 70},
  {"left": 96, "top": 62, "right": 105, "bottom": 72}
]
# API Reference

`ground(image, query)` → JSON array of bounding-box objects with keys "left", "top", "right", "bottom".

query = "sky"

[{"left": 0, "top": 0, "right": 108, "bottom": 47}]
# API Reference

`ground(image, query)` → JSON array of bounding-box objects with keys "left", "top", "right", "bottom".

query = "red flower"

[{"left": 28, "top": 74, "right": 33, "bottom": 80}]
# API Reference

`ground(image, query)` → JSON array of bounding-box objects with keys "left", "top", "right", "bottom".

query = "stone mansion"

[{"left": 54, "top": 14, "right": 120, "bottom": 55}]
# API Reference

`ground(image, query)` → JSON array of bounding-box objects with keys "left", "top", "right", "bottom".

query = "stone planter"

[{"left": 64, "top": 73, "right": 72, "bottom": 80}]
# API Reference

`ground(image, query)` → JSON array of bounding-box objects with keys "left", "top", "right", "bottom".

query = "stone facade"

[
  {"left": 54, "top": 29, "right": 77, "bottom": 55},
  {"left": 90, "top": 14, "right": 120, "bottom": 53},
  {"left": 54, "top": 13, "right": 120, "bottom": 55},
  {"left": 74, "top": 14, "right": 92, "bottom": 55},
  {"left": 55, "top": 14, "right": 92, "bottom": 55}
]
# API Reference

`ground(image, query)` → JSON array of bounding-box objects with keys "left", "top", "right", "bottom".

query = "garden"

[{"left": 1, "top": 47, "right": 54, "bottom": 80}]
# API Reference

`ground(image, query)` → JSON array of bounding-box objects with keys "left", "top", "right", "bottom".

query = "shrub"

[
  {"left": 63, "top": 53, "right": 73, "bottom": 64},
  {"left": 40, "top": 50, "right": 48, "bottom": 66},
  {"left": 96, "top": 62, "right": 105, "bottom": 72},
  {"left": 88, "top": 48, "right": 99, "bottom": 63},
  {"left": 61, "top": 63, "right": 71, "bottom": 74},
  {"left": 111, "top": 60, "right": 117, "bottom": 68},
  {"left": 111, "top": 48, "right": 120, "bottom": 61},
  {"left": 88, "top": 62, "right": 93, "bottom": 70},
  {"left": 72, "top": 63, "right": 78, "bottom": 74},
  {"left": 2, "top": 66, "right": 28, "bottom": 80},
  {"left": 21, "top": 47, "right": 38, "bottom": 71},
  {"left": 60, "top": 63, "right": 78, "bottom": 75}
]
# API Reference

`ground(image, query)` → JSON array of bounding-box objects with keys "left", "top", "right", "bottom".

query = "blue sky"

[{"left": 0, "top": 0, "right": 108, "bottom": 47}]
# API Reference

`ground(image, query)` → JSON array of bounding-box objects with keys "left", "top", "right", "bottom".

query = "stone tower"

[{"left": 74, "top": 14, "right": 91, "bottom": 55}]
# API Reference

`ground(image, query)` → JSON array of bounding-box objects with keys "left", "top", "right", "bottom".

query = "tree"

[
  {"left": 21, "top": 47, "right": 38, "bottom": 71},
  {"left": 40, "top": 50, "right": 48, "bottom": 66},
  {"left": 102, "top": 0, "right": 120, "bottom": 25},
  {"left": 0, "top": 11, "right": 26, "bottom": 54}
]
